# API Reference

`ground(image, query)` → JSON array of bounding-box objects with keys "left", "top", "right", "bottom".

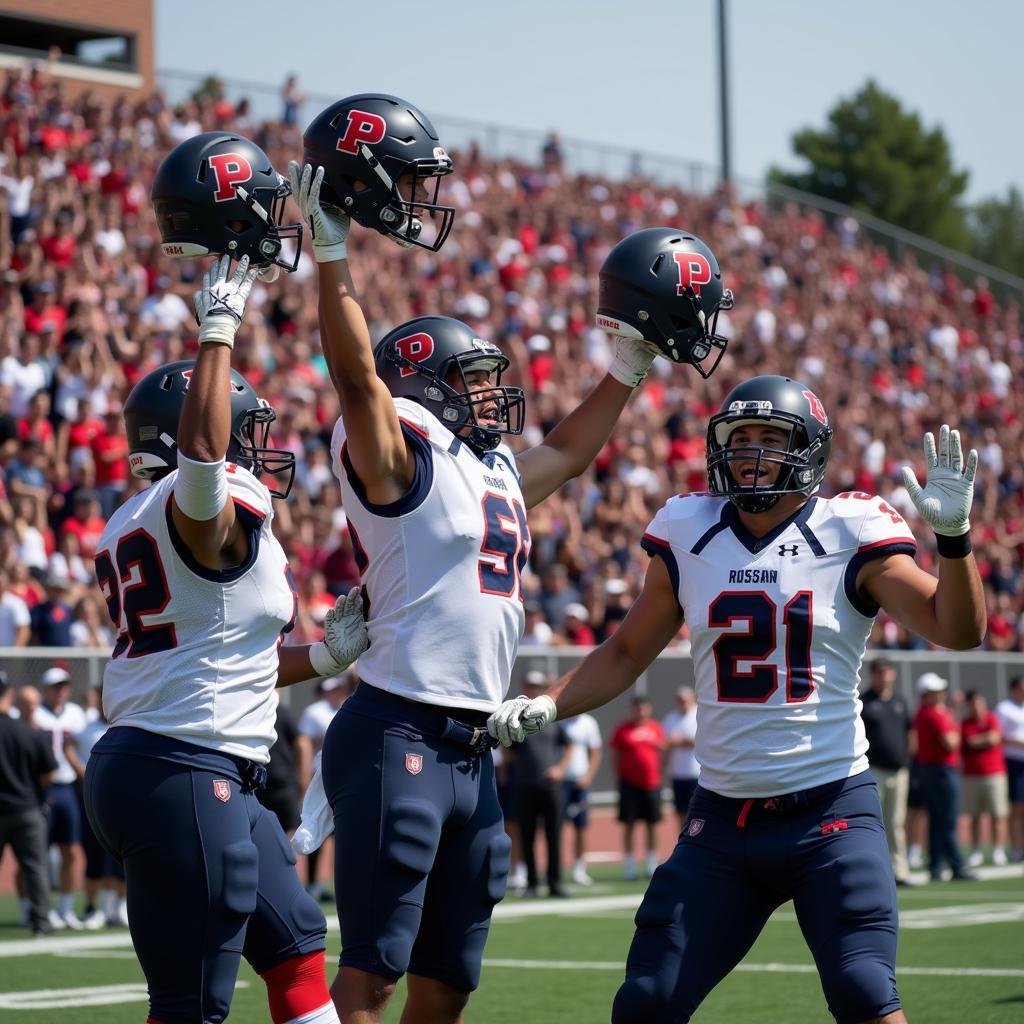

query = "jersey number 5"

[
  {"left": 478, "top": 492, "right": 530, "bottom": 600},
  {"left": 95, "top": 530, "right": 177, "bottom": 659},
  {"left": 709, "top": 591, "right": 813, "bottom": 703}
]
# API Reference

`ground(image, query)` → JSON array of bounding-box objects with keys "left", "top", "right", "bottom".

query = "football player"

[
  {"left": 83, "top": 134, "right": 367, "bottom": 1024},
  {"left": 489, "top": 376, "right": 986, "bottom": 1024},
  {"left": 288, "top": 93, "right": 734, "bottom": 1024}
]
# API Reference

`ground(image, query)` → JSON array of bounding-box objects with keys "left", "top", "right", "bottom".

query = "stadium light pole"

[{"left": 717, "top": 0, "right": 732, "bottom": 184}]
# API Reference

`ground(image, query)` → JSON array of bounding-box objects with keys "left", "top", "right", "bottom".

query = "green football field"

[{"left": 1, "top": 868, "right": 1022, "bottom": 1022}]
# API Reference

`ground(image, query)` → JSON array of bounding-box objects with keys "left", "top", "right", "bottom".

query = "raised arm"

[
  {"left": 289, "top": 163, "right": 413, "bottom": 505},
  {"left": 861, "top": 425, "right": 986, "bottom": 650},
  {"left": 170, "top": 256, "right": 255, "bottom": 569},
  {"left": 489, "top": 555, "right": 683, "bottom": 746},
  {"left": 516, "top": 337, "right": 660, "bottom": 509}
]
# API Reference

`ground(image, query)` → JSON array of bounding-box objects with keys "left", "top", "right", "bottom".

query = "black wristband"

[{"left": 936, "top": 531, "right": 972, "bottom": 558}]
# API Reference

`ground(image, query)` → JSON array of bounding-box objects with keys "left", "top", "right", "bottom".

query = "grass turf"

[{"left": 0, "top": 869, "right": 1021, "bottom": 1022}]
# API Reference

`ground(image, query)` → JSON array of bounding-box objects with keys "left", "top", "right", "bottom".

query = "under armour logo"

[{"left": 778, "top": 544, "right": 799, "bottom": 557}]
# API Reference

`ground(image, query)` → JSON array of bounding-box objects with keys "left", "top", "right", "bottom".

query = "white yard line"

[
  {"left": 482, "top": 959, "right": 1024, "bottom": 979},
  {"left": 0, "top": 982, "right": 249, "bottom": 1010}
]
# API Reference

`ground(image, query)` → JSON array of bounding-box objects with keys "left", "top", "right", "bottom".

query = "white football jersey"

[
  {"left": 95, "top": 466, "right": 296, "bottom": 763},
  {"left": 330, "top": 398, "right": 530, "bottom": 711},
  {"left": 643, "top": 492, "right": 917, "bottom": 798},
  {"left": 34, "top": 701, "right": 87, "bottom": 785}
]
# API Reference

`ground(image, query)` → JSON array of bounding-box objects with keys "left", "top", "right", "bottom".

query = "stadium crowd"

[{"left": 0, "top": 62, "right": 1023, "bottom": 658}]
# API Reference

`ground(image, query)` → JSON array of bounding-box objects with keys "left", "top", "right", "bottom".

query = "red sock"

[{"left": 261, "top": 951, "right": 332, "bottom": 1024}]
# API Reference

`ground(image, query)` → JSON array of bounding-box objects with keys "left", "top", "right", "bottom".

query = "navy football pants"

[
  {"left": 321, "top": 684, "right": 511, "bottom": 992},
  {"left": 612, "top": 772, "right": 901, "bottom": 1024},
  {"left": 85, "top": 751, "right": 326, "bottom": 1024}
]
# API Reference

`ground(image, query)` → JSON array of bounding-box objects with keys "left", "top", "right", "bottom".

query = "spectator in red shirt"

[
  {"left": 60, "top": 489, "right": 105, "bottom": 561},
  {"left": 913, "top": 673, "right": 975, "bottom": 881},
  {"left": 91, "top": 404, "right": 128, "bottom": 517},
  {"left": 57, "top": 398, "right": 102, "bottom": 473},
  {"left": 961, "top": 691, "right": 1010, "bottom": 867},
  {"left": 17, "top": 390, "right": 55, "bottom": 458},
  {"left": 610, "top": 697, "right": 665, "bottom": 881},
  {"left": 22, "top": 282, "right": 66, "bottom": 342}
]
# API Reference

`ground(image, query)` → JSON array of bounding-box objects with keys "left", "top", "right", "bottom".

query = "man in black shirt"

[
  {"left": 0, "top": 670, "right": 58, "bottom": 934},
  {"left": 258, "top": 701, "right": 305, "bottom": 835},
  {"left": 861, "top": 658, "right": 914, "bottom": 885},
  {"left": 512, "top": 671, "right": 568, "bottom": 898}
]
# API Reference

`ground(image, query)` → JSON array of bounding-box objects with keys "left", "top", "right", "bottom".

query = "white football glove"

[
  {"left": 288, "top": 161, "right": 350, "bottom": 263},
  {"left": 609, "top": 335, "right": 663, "bottom": 388},
  {"left": 487, "top": 694, "right": 557, "bottom": 748},
  {"left": 291, "top": 761, "right": 334, "bottom": 855},
  {"left": 193, "top": 255, "right": 257, "bottom": 349},
  {"left": 900, "top": 424, "right": 978, "bottom": 537},
  {"left": 309, "top": 587, "right": 368, "bottom": 676}
]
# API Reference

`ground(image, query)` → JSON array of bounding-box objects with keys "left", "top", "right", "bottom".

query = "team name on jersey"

[
  {"left": 728, "top": 569, "right": 779, "bottom": 584},
  {"left": 482, "top": 473, "right": 507, "bottom": 491}
]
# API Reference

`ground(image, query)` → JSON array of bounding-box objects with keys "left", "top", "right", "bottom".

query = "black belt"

[
  {"left": 351, "top": 682, "right": 498, "bottom": 756},
  {"left": 437, "top": 716, "right": 498, "bottom": 755},
  {"left": 238, "top": 760, "right": 268, "bottom": 793}
]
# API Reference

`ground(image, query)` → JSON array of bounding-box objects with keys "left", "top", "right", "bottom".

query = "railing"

[
  {"left": 156, "top": 67, "right": 1024, "bottom": 299},
  {"left": 6, "top": 646, "right": 1022, "bottom": 795}
]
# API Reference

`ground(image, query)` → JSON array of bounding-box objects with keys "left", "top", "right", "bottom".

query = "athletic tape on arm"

[{"left": 174, "top": 452, "right": 230, "bottom": 521}]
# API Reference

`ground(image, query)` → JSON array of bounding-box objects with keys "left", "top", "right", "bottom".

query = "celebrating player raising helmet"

[
  {"left": 489, "top": 375, "right": 986, "bottom": 1024},
  {"left": 287, "top": 90, "right": 732, "bottom": 1024}
]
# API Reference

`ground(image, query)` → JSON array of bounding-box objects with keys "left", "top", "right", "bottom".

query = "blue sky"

[{"left": 155, "top": 0, "right": 1021, "bottom": 202}]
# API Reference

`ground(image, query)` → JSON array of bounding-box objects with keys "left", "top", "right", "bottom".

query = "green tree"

[
  {"left": 770, "top": 80, "right": 969, "bottom": 249},
  {"left": 968, "top": 187, "right": 1024, "bottom": 279}
]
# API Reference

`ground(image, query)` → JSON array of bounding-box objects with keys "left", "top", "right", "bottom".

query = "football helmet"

[
  {"left": 124, "top": 360, "right": 296, "bottom": 498},
  {"left": 374, "top": 316, "right": 524, "bottom": 454},
  {"left": 152, "top": 132, "right": 302, "bottom": 271},
  {"left": 596, "top": 228, "right": 733, "bottom": 377},
  {"left": 303, "top": 94, "right": 455, "bottom": 251},
  {"left": 706, "top": 375, "right": 834, "bottom": 513}
]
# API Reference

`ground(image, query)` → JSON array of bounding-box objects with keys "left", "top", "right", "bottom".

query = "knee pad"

[
  {"left": 612, "top": 974, "right": 680, "bottom": 1024},
  {"left": 824, "top": 959, "right": 900, "bottom": 1024}
]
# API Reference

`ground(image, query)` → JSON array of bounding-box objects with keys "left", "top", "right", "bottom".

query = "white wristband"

[
  {"left": 198, "top": 316, "right": 238, "bottom": 349},
  {"left": 174, "top": 453, "right": 229, "bottom": 522},
  {"left": 309, "top": 640, "right": 343, "bottom": 677},
  {"left": 608, "top": 335, "right": 657, "bottom": 388},
  {"left": 314, "top": 240, "right": 348, "bottom": 263},
  {"left": 609, "top": 356, "right": 649, "bottom": 389}
]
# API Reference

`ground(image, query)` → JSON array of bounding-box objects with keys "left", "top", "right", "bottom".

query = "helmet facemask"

[
  {"left": 668, "top": 283, "right": 734, "bottom": 378},
  {"left": 382, "top": 346, "right": 525, "bottom": 454},
  {"left": 233, "top": 180, "right": 303, "bottom": 271},
  {"left": 345, "top": 145, "right": 455, "bottom": 251},
  {"left": 706, "top": 409, "right": 826, "bottom": 513},
  {"left": 233, "top": 402, "right": 296, "bottom": 499}
]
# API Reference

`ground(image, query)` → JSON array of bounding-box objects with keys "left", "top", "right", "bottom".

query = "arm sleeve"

[
  {"left": 843, "top": 496, "right": 919, "bottom": 617},
  {"left": 640, "top": 502, "right": 682, "bottom": 604}
]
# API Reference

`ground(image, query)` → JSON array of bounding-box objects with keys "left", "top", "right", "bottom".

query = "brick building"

[{"left": 0, "top": 1, "right": 153, "bottom": 100}]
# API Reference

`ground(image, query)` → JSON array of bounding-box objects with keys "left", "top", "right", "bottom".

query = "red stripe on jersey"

[
  {"left": 857, "top": 537, "right": 916, "bottom": 553},
  {"left": 233, "top": 497, "right": 267, "bottom": 522},
  {"left": 642, "top": 532, "right": 671, "bottom": 549},
  {"left": 399, "top": 416, "right": 431, "bottom": 440}
]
